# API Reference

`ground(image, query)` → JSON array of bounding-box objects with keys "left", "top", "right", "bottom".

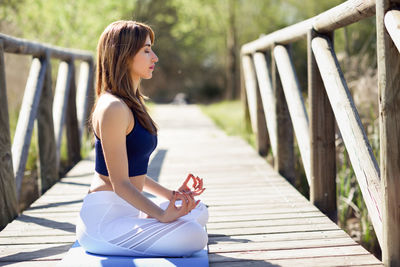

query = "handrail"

[
  {"left": 0, "top": 33, "right": 94, "bottom": 230},
  {"left": 241, "top": 0, "right": 400, "bottom": 264}
]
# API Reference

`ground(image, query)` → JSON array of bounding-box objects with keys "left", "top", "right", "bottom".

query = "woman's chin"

[{"left": 142, "top": 73, "right": 153, "bottom": 80}]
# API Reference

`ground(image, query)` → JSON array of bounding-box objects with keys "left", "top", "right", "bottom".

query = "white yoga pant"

[{"left": 76, "top": 191, "right": 208, "bottom": 257}]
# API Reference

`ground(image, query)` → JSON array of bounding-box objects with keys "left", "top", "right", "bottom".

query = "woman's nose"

[{"left": 152, "top": 52, "right": 159, "bottom": 63}]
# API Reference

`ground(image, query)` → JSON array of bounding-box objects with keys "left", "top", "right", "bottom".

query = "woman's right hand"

[{"left": 158, "top": 191, "right": 198, "bottom": 223}]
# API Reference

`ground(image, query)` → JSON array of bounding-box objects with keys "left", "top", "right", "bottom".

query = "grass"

[{"left": 199, "top": 100, "right": 255, "bottom": 147}]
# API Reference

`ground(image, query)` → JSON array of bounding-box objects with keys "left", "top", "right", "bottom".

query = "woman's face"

[{"left": 130, "top": 35, "right": 158, "bottom": 82}]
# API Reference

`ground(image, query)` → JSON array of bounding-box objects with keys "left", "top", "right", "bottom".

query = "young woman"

[{"left": 76, "top": 20, "right": 208, "bottom": 257}]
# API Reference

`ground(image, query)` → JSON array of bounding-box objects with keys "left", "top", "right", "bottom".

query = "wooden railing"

[
  {"left": 0, "top": 33, "right": 94, "bottom": 229},
  {"left": 240, "top": 0, "right": 400, "bottom": 265}
]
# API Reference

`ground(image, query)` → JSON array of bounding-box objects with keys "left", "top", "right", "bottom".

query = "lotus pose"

[{"left": 76, "top": 20, "right": 208, "bottom": 257}]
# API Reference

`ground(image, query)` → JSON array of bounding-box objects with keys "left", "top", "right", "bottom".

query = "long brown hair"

[{"left": 95, "top": 20, "right": 157, "bottom": 135}]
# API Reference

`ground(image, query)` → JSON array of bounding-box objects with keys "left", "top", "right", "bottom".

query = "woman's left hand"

[{"left": 178, "top": 173, "right": 205, "bottom": 196}]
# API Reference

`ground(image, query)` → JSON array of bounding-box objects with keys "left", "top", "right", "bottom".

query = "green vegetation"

[{"left": 200, "top": 100, "right": 255, "bottom": 148}]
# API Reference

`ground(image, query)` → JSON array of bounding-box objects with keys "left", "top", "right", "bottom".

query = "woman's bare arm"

[{"left": 143, "top": 176, "right": 174, "bottom": 200}]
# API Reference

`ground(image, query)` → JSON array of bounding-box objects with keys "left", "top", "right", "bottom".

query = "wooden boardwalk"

[{"left": 0, "top": 104, "right": 383, "bottom": 266}]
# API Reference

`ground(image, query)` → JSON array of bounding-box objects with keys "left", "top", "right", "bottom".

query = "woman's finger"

[
  {"left": 175, "top": 192, "right": 188, "bottom": 210},
  {"left": 195, "top": 177, "right": 203, "bottom": 190}
]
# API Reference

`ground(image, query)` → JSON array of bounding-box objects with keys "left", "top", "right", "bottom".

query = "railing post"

[
  {"left": 53, "top": 61, "right": 73, "bottom": 167},
  {"left": 242, "top": 55, "right": 269, "bottom": 156},
  {"left": 271, "top": 45, "right": 295, "bottom": 184},
  {"left": 76, "top": 60, "right": 94, "bottom": 142},
  {"left": 12, "top": 56, "right": 47, "bottom": 198},
  {"left": 273, "top": 44, "right": 311, "bottom": 184},
  {"left": 308, "top": 30, "right": 337, "bottom": 222},
  {"left": 66, "top": 61, "right": 81, "bottom": 166},
  {"left": 253, "top": 52, "right": 278, "bottom": 158},
  {"left": 240, "top": 56, "right": 252, "bottom": 135},
  {"left": 377, "top": 0, "right": 400, "bottom": 265},
  {"left": 0, "top": 40, "right": 18, "bottom": 229},
  {"left": 36, "top": 52, "right": 58, "bottom": 194}
]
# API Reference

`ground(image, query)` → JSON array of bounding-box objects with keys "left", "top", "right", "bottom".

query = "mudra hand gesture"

[{"left": 178, "top": 173, "right": 205, "bottom": 196}]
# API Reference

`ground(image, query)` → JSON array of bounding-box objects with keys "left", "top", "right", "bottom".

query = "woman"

[{"left": 76, "top": 20, "right": 208, "bottom": 257}]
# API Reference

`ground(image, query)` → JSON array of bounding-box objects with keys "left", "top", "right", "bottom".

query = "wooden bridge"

[{"left": 1, "top": 0, "right": 400, "bottom": 266}]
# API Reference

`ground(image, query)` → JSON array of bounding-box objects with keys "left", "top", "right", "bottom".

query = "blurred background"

[
  {"left": 1, "top": 0, "right": 380, "bottom": 258},
  {"left": 2, "top": 0, "right": 376, "bottom": 105}
]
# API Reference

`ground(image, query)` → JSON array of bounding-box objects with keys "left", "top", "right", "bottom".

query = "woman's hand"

[
  {"left": 158, "top": 191, "right": 198, "bottom": 223},
  {"left": 178, "top": 173, "right": 205, "bottom": 196}
]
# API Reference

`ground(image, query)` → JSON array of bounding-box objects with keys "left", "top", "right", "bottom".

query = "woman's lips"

[{"left": 149, "top": 65, "right": 155, "bottom": 70}]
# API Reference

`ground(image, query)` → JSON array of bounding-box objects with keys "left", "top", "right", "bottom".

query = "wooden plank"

[
  {"left": 253, "top": 52, "right": 278, "bottom": 157},
  {"left": 209, "top": 211, "right": 324, "bottom": 222},
  {"left": 52, "top": 61, "right": 73, "bottom": 166},
  {"left": 311, "top": 36, "right": 382, "bottom": 246},
  {"left": 210, "top": 254, "right": 383, "bottom": 267},
  {"left": 209, "top": 245, "right": 372, "bottom": 262},
  {"left": 385, "top": 9, "right": 400, "bottom": 52},
  {"left": 209, "top": 229, "right": 348, "bottom": 244},
  {"left": 0, "top": 261, "right": 61, "bottom": 267},
  {"left": 377, "top": 1, "right": 400, "bottom": 265},
  {"left": 0, "top": 243, "right": 71, "bottom": 262},
  {"left": 207, "top": 216, "right": 335, "bottom": 230},
  {"left": 11, "top": 57, "right": 47, "bottom": 198},
  {"left": 307, "top": 30, "right": 337, "bottom": 221},
  {"left": 209, "top": 237, "right": 357, "bottom": 253},
  {"left": 36, "top": 53, "right": 58, "bottom": 194},
  {"left": 0, "top": 40, "right": 18, "bottom": 229},
  {"left": 0, "top": 235, "right": 75, "bottom": 245},
  {"left": 271, "top": 46, "right": 295, "bottom": 183},
  {"left": 274, "top": 45, "right": 310, "bottom": 183},
  {"left": 207, "top": 223, "right": 339, "bottom": 236}
]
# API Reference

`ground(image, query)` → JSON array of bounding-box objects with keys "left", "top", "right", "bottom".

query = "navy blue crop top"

[{"left": 94, "top": 112, "right": 157, "bottom": 177}]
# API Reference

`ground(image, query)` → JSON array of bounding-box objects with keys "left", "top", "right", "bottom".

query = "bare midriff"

[{"left": 88, "top": 172, "right": 146, "bottom": 193}]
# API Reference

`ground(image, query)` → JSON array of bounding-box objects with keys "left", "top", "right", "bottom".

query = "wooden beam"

[
  {"left": 0, "top": 33, "right": 92, "bottom": 61},
  {"left": 240, "top": 58, "right": 252, "bottom": 132},
  {"left": 307, "top": 30, "right": 336, "bottom": 222},
  {"left": 273, "top": 45, "right": 311, "bottom": 184},
  {"left": 313, "top": 0, "right": 376, "bottom": 33},
  {"left": 0, "top": 40, "right": 18, "bottom": 229},
  {"left": 271, "top": 46, "right": 295, "bottom": 184},
  {"left": 384, "top": 9, "right": 400, "bottom": 52},
  {"left": 241, "top": 55, "right": 269, "bottom": 156},
  {"left": 11, "top": 57, "right": 47, "bottom": 198},
  {"left": 36, "top": 53, "right": 58, "bottom": 194},
  {"left": 377, "top": 1, "right": 400, "bottom": 265},
  {"left": 311, "top": 36, "right": 382, "bottom": 246},
  {"left": 66, "top": 63, "right": 81, "bottom": 166},
  {"left": 242, "top": 56, "right": 258, "bottom": 134},
  {"left": 76, "top": 61, "right": 94, "bottom": 142},
  {"left": 53, "top": 61, "right": 73, "bottom": 167},
  {"left": 253, "top": 52, "right": 278, "bottom": 157}
]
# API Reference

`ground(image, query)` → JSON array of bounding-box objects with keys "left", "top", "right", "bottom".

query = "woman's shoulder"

[
  {"left": 92, "top": 93, "right": 133, "bottom": 133},
  {"left": 95, "top": 93, "right": 131, "bottom": 118}
]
